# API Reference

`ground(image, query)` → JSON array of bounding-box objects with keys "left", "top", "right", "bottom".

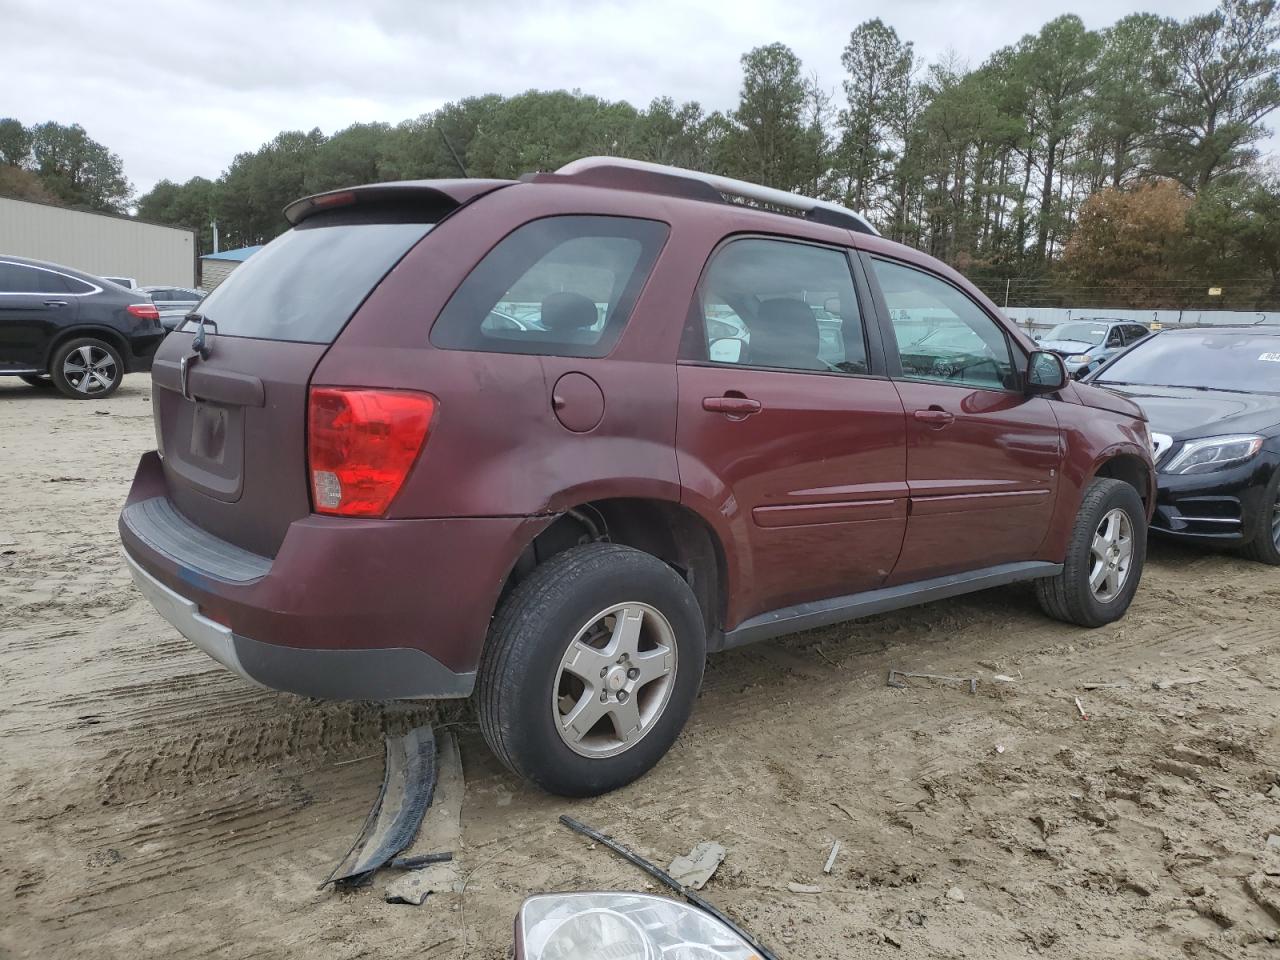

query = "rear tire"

[
  {"left": 19, "top": 374, "right": 53, "bottom": 388},
  {"left": 1036, "top": 478, "right": 1146, "bottom": 627},
  {"left": 476, "top": 543, "right": 706, "bottom": 797},
  {"left": 49, "top": 337, "right": 123, "bottom": 399},
  {"left": 1241, "top": 470, "right": 1280, "bottom": 565}
]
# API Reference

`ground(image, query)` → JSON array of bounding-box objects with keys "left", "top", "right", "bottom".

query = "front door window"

[{"left": 870, "top": 258, "right": 1016, "bottom": 391}]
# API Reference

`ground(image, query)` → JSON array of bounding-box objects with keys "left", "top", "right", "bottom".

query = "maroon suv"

[{"left": 120, "top": 158, "right": 1155, "bottom": 796}]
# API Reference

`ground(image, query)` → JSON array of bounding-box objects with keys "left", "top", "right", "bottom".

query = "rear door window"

[
  {"left": 685, "top": 238, "right": 870, "bottom": 375},
  {"left": 193, "top": 219, "right": 434, "bottom": 343},
  {"left": 430, "top": 216, "right": 668, "bottom": 358}
]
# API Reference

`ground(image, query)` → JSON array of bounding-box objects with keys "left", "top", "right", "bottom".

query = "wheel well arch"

[
  {"left": 496, "top": 498, "right": 728, "bottom": 638},
  {"left": 42, "top": 325, "right": 130, "bottom": 371},
  {"left": 1091, "top": 453, "right": 1152, "bottom": 507}
]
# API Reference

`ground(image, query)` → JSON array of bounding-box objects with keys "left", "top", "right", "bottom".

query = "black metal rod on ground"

[
  {"left": 389, "top": 852, "right": 453, "bottom": 870},
  {"left": 558, "top": 815, "right": 780, "bottom": 960}
]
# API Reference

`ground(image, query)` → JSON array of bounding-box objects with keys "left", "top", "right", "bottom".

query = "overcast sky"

[{"left": 0, "top": 0, "right": 1245, "bottom": 196}]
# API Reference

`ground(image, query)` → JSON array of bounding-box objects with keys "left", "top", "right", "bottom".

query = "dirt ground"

[{"left": 3, "top": 375, "right": 1280, "bottom": 959}]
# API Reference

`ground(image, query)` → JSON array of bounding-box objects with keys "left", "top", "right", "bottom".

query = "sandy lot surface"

[{"left": 3, "top": 375, "right": 1280, "bottom": 959}]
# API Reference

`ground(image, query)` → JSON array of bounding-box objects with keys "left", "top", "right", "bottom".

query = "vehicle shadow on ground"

[{"left": 0, "top": 377, "right": 150, "bottom": 403}]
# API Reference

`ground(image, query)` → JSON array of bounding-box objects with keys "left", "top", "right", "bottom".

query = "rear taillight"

[
  {"left": 307, "top": 387, "right": 436, "bottom": 517},
  {"left": 127, "top": 303, "right": 161, "bottom": 321}
]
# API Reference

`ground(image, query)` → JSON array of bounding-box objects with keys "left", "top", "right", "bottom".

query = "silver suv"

[{"left": 1036, "top": 318, "right": 1151, "bottom": 378}]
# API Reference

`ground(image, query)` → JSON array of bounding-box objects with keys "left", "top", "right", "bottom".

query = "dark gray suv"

[{"left": 0, "top": 255, "right": 164, "bottom": 398}]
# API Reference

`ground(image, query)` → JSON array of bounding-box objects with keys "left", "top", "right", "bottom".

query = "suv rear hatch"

[{"left": 148, "top": 181, "right": 511, "bottom": 557}]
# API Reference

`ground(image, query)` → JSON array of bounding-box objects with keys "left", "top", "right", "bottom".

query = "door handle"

[
  {"left": 703, "top": 395, "right": 762, "bottom": 416},
  {"left": 913, "top": 407, "right": 955, "bottom": 427},
  {"left": 44, "top": 299, "right": 68, "bottom": 308}
]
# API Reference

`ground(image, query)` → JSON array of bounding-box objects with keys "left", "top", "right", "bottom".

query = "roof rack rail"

[{"left": 554, "top": 157, "right": 880, "bottom": 237}]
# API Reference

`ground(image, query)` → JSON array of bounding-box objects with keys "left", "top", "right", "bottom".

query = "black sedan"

[
  {"left": 0, "top": 255, "right": 165, "bottom": 399},
  {"left": 1086, "top": 325, "right": 1280, "bottom": 564}
]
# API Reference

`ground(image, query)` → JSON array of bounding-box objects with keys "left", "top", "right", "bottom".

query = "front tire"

[
  {"left": 476, "top": 543, "right": 706, "bottom": 797},
  {"left": 1036, "top": 478, "right": 1147, "bottom": 627},
  {"left": 1241, "top": 469, "right": 1280, "bottom": 565},
  {"left": 50, "top": 337, "right": 123, "bottom": 399}
]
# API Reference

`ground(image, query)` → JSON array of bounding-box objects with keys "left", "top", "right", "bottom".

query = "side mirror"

[
  {"left": 1026, "top": 350, "right": 1067, "bottom": 394},
  {"left": 709, "top": 337, "right": 743, "bottom": 363}
]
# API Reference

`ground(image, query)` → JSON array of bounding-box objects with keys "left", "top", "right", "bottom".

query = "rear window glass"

[
  {"left": 430, "top": 216, "right": 668, "bottom": 358},
  {"left": 63, "top": 275, "right": 96, "bottom": 294},
  {"left": 194, "top": 221, "right": 433, "bottom": 343}
]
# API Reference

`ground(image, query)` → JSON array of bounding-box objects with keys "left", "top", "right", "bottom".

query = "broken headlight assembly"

[
  {"left": 1161, "top": 435, "right": 1264, "bottom": 475},
  {"left": 514, "top": 892, "right": 761, "bottom": 959}
]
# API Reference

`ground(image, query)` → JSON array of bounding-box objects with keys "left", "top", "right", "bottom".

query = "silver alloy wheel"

[
  {"left": 1089, "top": 507, "right": 1134, "bottom": 603},
  {"left": 62, "top": 344, "right": 117, "bottom": 395},
  {"left": 552, "top": 602, "right": 678, "bottom": 759}
]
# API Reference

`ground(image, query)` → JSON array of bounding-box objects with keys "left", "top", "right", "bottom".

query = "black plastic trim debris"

[{"left": 321, "top": 724, "right": 438, "bottom": 889}]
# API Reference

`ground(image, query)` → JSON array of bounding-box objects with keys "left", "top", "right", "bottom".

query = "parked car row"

[
  {"left": 0, "top": 256, "right": 167, "bottom": 398},
  {"left": 6, "top": 160, "right": 1275, "bottom": 799},
  {"left": 0, "top": 257, "right": 205, "bottom": 397}
]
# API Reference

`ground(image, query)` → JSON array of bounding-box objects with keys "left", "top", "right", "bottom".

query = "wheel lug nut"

[
  {"left": 600, "top": 691, "right": 608, "bottom": 702},
  {"left": 617, "top": 691, "right": 628, "bottom": 703},
  {"left": 600, "top": 667, "right": 608, "bottom": 678},
  {"left": 627, "top": 668, "right": 639, "bottom": 680}
]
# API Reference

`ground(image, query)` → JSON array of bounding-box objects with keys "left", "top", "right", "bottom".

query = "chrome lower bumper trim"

[{"left": 123, "top": 551, "right": 265, "bottom": 688}]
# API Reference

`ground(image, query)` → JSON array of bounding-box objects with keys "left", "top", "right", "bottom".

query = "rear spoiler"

[{"left": 284, "top": 179, "right": 515, "bottom": 226}]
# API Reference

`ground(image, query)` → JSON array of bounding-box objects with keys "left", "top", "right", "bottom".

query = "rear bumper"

[
  {"left": 1151, "top": 454, "right": 1278, "bottom": 545},
  {"left": 124, "top": 331, "right": 164, "bottom": 372},
  {"left": 119, "top": 451, "right": 549, "bottom": 700},
  {"left": 124, "top": 552, "right": 475, "bottom": 699}
]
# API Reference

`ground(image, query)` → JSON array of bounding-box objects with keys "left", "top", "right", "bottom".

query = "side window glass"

[
  {"left": 0, "top": 264, "right": 68, "bottom": 294},
  {"left": 689, "top": 238, "right": 868, "bottom": 375},
  {"left": 431, "top": 216, "right": 669, "bottom": 358},
  {"left": 871, "top": 258, "right": 1016, "bottom": 391},
  {"left": 0, "top": 263, "right": 24, "bottom": 293},
  {"left": 63, "top": 276, "right": 96, "bottom": 294}
]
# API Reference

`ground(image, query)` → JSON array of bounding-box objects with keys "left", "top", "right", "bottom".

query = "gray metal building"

[{"left": 0, "top": 196, "right": 196, "bottom": 287}]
